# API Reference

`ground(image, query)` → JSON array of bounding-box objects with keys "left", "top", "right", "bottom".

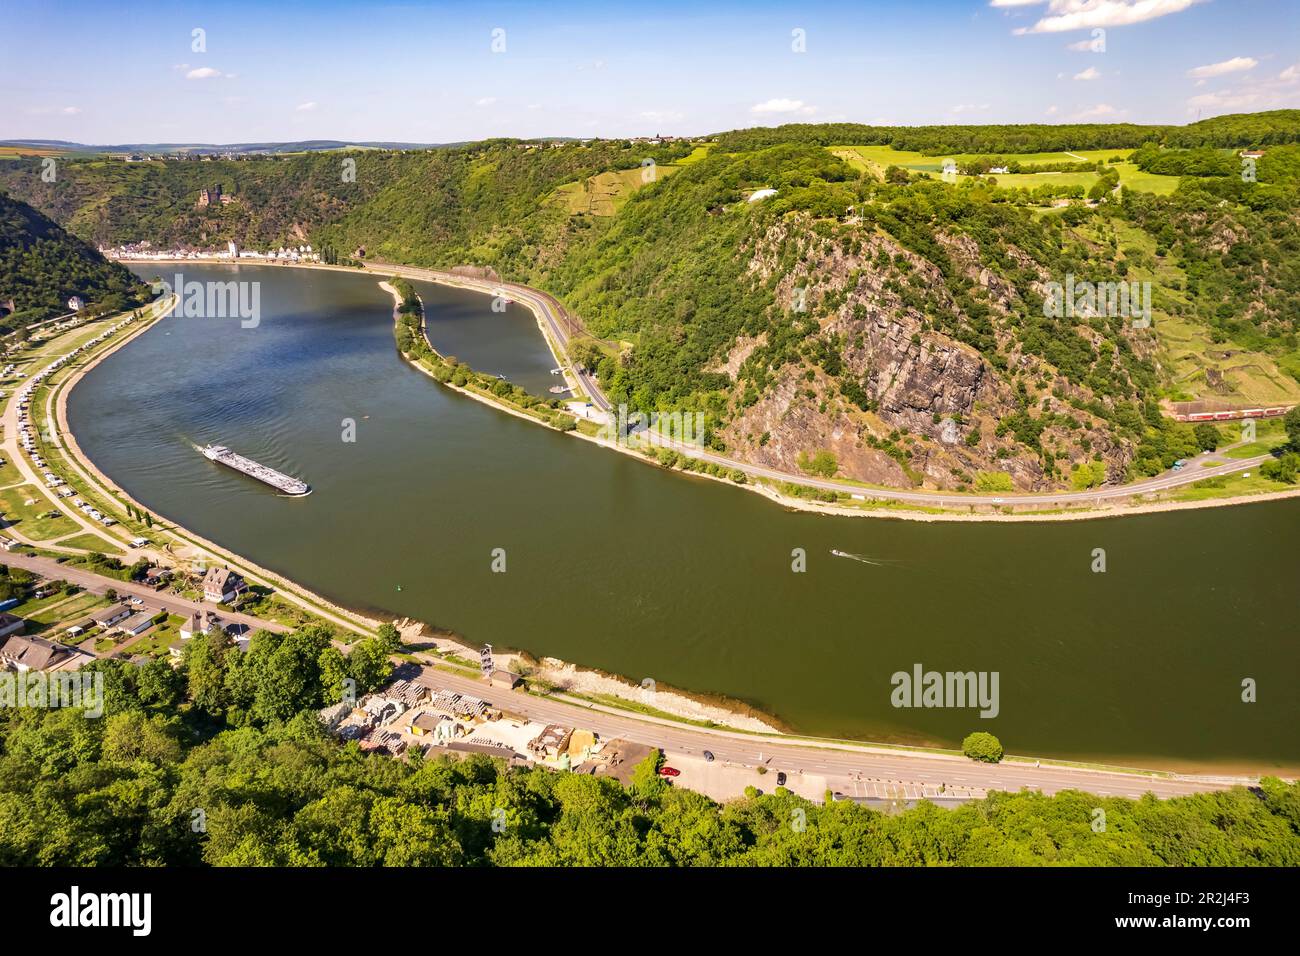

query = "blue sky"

[{"left": 2, "top": 0, "right": 1297, "bottom": 143}]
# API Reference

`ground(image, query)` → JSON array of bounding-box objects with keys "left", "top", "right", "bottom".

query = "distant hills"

[{"left": 0, "top": 139, "right": 452, "bottom": 156}]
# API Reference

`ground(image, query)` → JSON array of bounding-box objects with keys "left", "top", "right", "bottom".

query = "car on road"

[
  {"left": 658, "top": 766, "right": 680, "bottom": 777},
  {"left": 776, "top": 771, "right": 787, "bottom": 787},
  {"left": 703, "top": 750, "right": 714, "bottom": 762}
]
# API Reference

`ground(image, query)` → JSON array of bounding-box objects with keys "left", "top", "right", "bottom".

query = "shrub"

[{"left": 962, "top": 731, "right": 1004, "bottom": 763}]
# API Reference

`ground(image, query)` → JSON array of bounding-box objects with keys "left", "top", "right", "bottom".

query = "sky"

[{"left": 2, "top": 0, "right": 1298, "bottom": 144}]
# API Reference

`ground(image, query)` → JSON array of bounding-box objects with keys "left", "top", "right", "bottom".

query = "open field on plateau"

[{"left": 831, "top": 144, "right": 1180, "bottom": 193}]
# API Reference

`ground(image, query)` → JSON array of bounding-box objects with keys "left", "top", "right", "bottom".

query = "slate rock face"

[{"left": 719, "top": 216, "right": 1136, "bottom": 491}]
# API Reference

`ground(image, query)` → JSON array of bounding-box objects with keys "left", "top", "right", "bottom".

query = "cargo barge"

[{"left": 202, "top": 444, "right": 310, "bottom": 496}]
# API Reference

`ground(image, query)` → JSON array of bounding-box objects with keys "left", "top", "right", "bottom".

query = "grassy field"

[
  {"left": 0, "top": 483, "right": 79, "bottom": 540},
  {"left": 128, "top": 613, "right": 186, "bottom": 657},
  {"left": 551, "top": 164, "right": 682, "bottom": 216},
  {"left": 985, "top": 170, "right": 1099, "bottom": 189},
  {"left": 1161, "top": 470, "right": 1292, "bottom": 502},
  {"left": 57, "top": 532, "right": 125, "bottom": 554},
  {"left": 0, "top": 456, "right": 24, "bottom": 487},
  {"left": 22, "top": 592, "right": 110, "bottom": 633},
  {"left": 1113, "top": 162, "right": 1180, "bottom": 195},
  {"left": 0, "top": 145, "right": 66, "bottom": 157},
  {"left": 830, "top": 144, "right": 1179, "bottom": 194},
  {"left": 1221, "top": 419, "right": 1290, "bottom": 458}
]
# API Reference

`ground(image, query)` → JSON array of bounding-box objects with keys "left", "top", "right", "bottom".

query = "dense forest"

[
  {"left": 710, "top": 110, "right": 1300, "bottom": 154},
  {"left": 2, "top": 623, "right": 1297, "bottom": 866},
  {"left": 3, "top": 111, "right": 1299, "bottom": 489},
  {"left": 0, "top": 190, "right": 148, "bottom": 325}
]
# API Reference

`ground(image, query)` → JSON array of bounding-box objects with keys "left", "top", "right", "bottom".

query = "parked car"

[
  {"left": 776, "top": 771, "right": 787, "bottom": 787},
  {"left": 658, "top": 766, "right": 680, "bottom": 777},
  {"left": 703, "top": 750, "right": 714, "bottom": 762}
]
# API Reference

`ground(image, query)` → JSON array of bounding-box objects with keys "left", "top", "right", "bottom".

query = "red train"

[{"left": 1174, "top": 406, "right": 1291, "bottom": 423}]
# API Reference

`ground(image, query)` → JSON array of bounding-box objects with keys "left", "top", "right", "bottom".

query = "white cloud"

[
  {"left": 1187, "top": 56, "right": 1258, "bottom": 79},
  {"left": 25, "top": 105, "right": 82, "bottom": 116},
  {"left": 1074, "top": 66, "right": 1101, "bottom": 80},
  {"left": 1046, "top": 104, "right": 1059, "bottom": 115},
  {"left": 950, "top": 103, "right": 991, "bottom": 114},
  {"left": 61, "top": 106, "right": 82, "bottom": 115},
  {"left": 1007, "top": 0, "right": 1200, "bottom": 36},
  {"left": 185, "top": 67, "right": 224, "bottom": 80},
  {"left": 1186, "top": 89, "right": 1264, "bottom": 111},
  {"left": 1185, "top": 65, "right": 1300, "bottom": 116},
  {"left": 640, "top": 109, "right": 684, "bottom": 124},
  {"left": 295, "top": 101, "right": 317, "bottom": 112},
  {"left": 750, "top": 97, "right": 817, "bottom": 115},
  {"left": 474, "top": 97, "right": 497, "bottom": 107},
  {"left": 1073, "top": 102, "right": 1123, "bottom": 119}
]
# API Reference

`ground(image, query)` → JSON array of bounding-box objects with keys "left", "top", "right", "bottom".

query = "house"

[
  {"left": 201, "top": 567, "right": 245, "bottom": 603},
  {"left": 528, "top": 724, "right": 573, "bottom": 760},
  {"left": 143, "top": 568, "right": 172, "bottom": 589},
  {"left": 0, "top": 633, "right": 66, "bottom": 671},
  {"left": 488, "top": 668, "right": 521, "bottom": 690},
  {"left": 0, "top": 612, "right": 26, "bottom": 639},
  {"left": 89, "top": 603, "right": 133, "bottom": 629},
  {"left": 67, "top": 296, "right": 85, "bottom": 311},
  {"left": 116, "top": 608, "right": 160, "bottom": 636},
  {"left": 409, "top": 712, "right": 442, "bottom": 737},
  {"left": 180, "top": 609, "right": 221, "bottom": 639}
]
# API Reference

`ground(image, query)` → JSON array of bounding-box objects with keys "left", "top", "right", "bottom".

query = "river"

[{"left": 64, "top": 262, "right": 1300, "bottom": 772}]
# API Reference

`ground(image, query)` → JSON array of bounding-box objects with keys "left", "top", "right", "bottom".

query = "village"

[
  {"left": 101, "top": 239, "right": 322, "bottom": 265},
  {"left": 318, "top": 650, "right": 662, "bottom": 788}
]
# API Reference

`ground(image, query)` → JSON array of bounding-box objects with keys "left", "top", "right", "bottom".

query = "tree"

[
  {"left": 1286, "top": 406, "right": 1300, "bottom": 450},
  {"left": 1193, "top": 423, "right": 1221, "bottom": 451},
  {"left": 184, "top": 630, "right": 234, "bottom": 716},
  {"left": 375, "top": 622, "right": 401, "bottom": 653},
  {"left": 347, "top": 637, "right": 394, "bottom": 694},
  {"left": 962, "top": 732, "right": 1004, "bottom": 763},
  {"left": 1261, "top": 452, "right": 1299, "bottom": 484}
]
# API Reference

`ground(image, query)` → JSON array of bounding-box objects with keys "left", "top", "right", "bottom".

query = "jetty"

[{"left": 202, "top": 444, "right": 310, "bottom": 496}]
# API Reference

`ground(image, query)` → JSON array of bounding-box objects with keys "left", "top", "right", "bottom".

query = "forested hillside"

[
  {"left": 2, "top": 626, "right": 1296, "bottom": 867},
  {"left": 0, "top": 190, "right": 148, "bottom": 325},
  {"left": 3, "top": 111, "right": 1298, "bottom": 489}
]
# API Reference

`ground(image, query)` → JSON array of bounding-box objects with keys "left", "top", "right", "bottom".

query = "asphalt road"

[
  {"left": 414, "top": 662, "right": 1245, "bottom": 800},
  {"left": 2, "top": 551, "right": 289, "bottom": 635}
]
